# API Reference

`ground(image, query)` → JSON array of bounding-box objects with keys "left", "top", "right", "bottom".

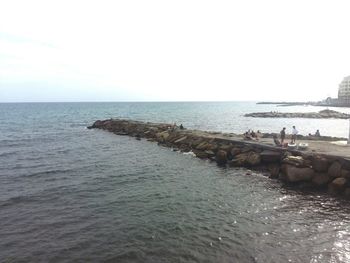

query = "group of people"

[
  {"left": 274, "top": 126, "right": 321, "bottom": 147},
  {"left": 309, "top": 130, "right": 321, "bottom": 137},
  {"left": 274, "top": 126, "right": 299, "bottom": 147},
  {"left": 244, "top": 129, "right": 261, "bottom": 141}
]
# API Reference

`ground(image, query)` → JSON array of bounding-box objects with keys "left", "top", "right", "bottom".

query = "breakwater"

[
  {"left": 89, "top": 119, "right": 350, "bottom": 199},
  {"left": 244, "top": 109, "right": 350, "bottom": 119}
]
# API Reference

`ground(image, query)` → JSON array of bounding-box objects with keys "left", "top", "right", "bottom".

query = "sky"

[{"left": 1, "top": 0, "right": 350, "bottom": 102}]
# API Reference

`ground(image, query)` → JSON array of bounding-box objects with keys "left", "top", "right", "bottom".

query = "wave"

[
  {"left": 0, "top": 151, "right": 17, "bottom": 158},
  {"left": 24, "top": 168, "right": 75, "bottom": 178}
]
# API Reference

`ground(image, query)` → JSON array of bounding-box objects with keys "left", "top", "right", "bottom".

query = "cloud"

[{"left": 0, "top": 0, "right": 350, "bottom": 102}]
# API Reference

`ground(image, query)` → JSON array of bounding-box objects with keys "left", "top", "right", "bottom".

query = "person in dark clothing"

[
  {"left": 179, "top": 124, "right": 184, "bottom": 130},
  {"left": 273, "top": 134, "right": 282, "bottom": 147},
  {"left": 280, "top": 127, "right": 286, "bottom": 144}
]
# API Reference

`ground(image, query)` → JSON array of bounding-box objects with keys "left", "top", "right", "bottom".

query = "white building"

[{"left": 338, "top": 76, "right": 350, "bottom": 104}]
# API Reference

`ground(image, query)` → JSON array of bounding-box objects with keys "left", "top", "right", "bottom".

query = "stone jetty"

[
  {"left": 88, "top": 119, "right": 350, "bottom": 199},
  {"left": 244, "top": 109, "right": 350, "bottom": 119}
]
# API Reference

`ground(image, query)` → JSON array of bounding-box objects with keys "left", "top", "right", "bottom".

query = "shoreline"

[{"left": 88, "top": 119, "right": 350, "bottom": 200}]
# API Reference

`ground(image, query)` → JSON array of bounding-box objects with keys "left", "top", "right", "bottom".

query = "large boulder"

[
  {"left": 282, "top": 156, "right": 308, "bottom": 168},
  {"left": 174, "top": 136, "right": 188, "bottom": 144},
  {"left": 328, "top": 161, "right": 342, "bottom": 178},
  {"left": 328, "top": 177, "right": 347, "bottom": 195},
  {"left": 218, "top": 144, "right": 233, "bottom": 152},
  {"left": 204, "top": 150, "right": 215, "bottom": 158},
  {"left": 88, "top": 120, "right": 104, "bottom": 129},
  {"left": 229, "top": 151, "right": 261, "bottom": 167},
  {"left": 196, "top": 141, "right": 210, "bottom": 151},
  {"left": 193, "top": 150, "right": 209, "bottom": 159},
  {"left": 312, "top": 156, "right": 329, "bottom": 172},
  {"left": 280, "top": 164, "right": 315, "bottom": 183},
  {"left": 312, "top": 173, "right": 331, "bottom": 187},
  {"left": 246, "top": 152, "right": 261, "bottom": 166},
  {"left": 268, "top": 163, "right": 280, "bottom": 179},
  {"left": 156, "top": 131, "right": 170, "bottom": 143},
  {"left": 260, "top": 150, "right": 282, "bottom": 163},
  {"left": 341, "top": 169, "right": 350, "bottom": 179},
  {"left": 344, "top": 188, "right": 350, "bottom": 199},
  {"left": 216, "top": 150, "right": 227, "bottom": 165},
  {"left": 230, "top": 147, "right": 241, "bottom": 157}
]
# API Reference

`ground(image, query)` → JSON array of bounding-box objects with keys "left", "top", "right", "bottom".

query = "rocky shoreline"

[
  {"left": 244, "top": 109, "right": 350, "bottom": 119},
  {"left": 88, "top": 119, "right": 350, "bottom": 199}
]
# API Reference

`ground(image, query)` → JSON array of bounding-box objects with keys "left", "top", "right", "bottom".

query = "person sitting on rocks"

[
  {"left": 179, "top": 124, "right": 184, "bottom": 130},
  {"left": 244, "top": 131, "right": 253, "bottom": 140},
  {"left": 315, "top": 129, "right": 320, "bottom": 137},
  {"left": 251, "top": 130, "right": 260, "bottom": 141},
  {"left": 251, "top": 130, "right": 256, "bottom": 138},
  {"left": 273, "top": 134, "right": 282, "bottom": 147}
]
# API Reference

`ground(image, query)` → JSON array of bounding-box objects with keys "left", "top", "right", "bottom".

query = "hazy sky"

[{"left": 1, "top": 0, "right": 350, "bottom": 102}]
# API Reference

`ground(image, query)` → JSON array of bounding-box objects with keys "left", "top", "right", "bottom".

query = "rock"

[
  {"left": 230, "top": 147, "right": 241, "bottom": 157},
  {"left": 193, "top": 150, "right": 209, "bottom": 159},
  {"left": 246, "top": 152, "right": 261, "bottom": 166},
  {"left": 328, "top": 161, "right": 342, "bottom": 178},
  {"left": 179, "top": 144, "right": 191, "bottom": 152},
  {"left": 174, "top": 136, "right": 188, "bottom": 144},
  {"left": 344, "top": 188, "right": 350, "bottom": 199},
  {"left": 341, "top": 169, "right": 350, "bottom": 179},
  {"left": 229, "top": 151, "right": 261, "bottom": 167},
  {"left": 156, "top": 131, "right": 170, "bottom": 141},
  {"left": 328, "top": 177, "right": 347, "bottom": 195},
  {"left": 204, "top": 150, "right": 215, "bottom": 157},
  {"left": 312, "top": 173, "right": 331, "bottom": 187},
  {"left": 218, "top": 144, "right": 233, "bottom": 152},
  {"left": 216, "top": 150, "right": 227, "bottom": 165},
  {"left": 280, "top": 164, "right": 314, "bottom": 183},
  {"left": 206, "top": 143, "right": 218, "bottom": 152},
  {"left": 312, "top": 156, "right": 329, "bottom": 172},
  {"left": 196, "top": 141, "right": 210, "bottom": 150},
  {"left": 268, "top": 163, "right": 280, "bottom": 178},
  {"left": 282, "top": 156, "right": 308, "bottom": 167},
  {"left": 260, "top": 150, "right": 282, "bottom": 163}
]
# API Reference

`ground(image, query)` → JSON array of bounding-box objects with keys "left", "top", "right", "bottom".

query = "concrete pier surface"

[{"left": 88, "top": 118, "right": 350, "bottom": 199}]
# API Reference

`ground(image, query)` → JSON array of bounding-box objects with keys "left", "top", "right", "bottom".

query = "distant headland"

[
  {"left": 258, "top": 75, "right": 350, "bottom": 107},
  {"left": 245, "top": 109, "right": 350, "bottom": 119}
]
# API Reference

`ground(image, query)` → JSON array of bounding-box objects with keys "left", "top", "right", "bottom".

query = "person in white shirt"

[{"left": 291, "top": 126, "right": 298, "bottom": 144}]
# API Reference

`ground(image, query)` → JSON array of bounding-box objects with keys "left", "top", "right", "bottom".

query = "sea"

[{"left": 1, "top": 101, "right": 350, "bottom": 263}]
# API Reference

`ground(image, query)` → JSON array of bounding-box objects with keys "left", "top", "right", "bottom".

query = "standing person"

[
  {"left": 291, "top": 126, "right": 298, "bottom": 144},
  {"left": 280, "top": 127, "right": 286, "bottom": 145}
]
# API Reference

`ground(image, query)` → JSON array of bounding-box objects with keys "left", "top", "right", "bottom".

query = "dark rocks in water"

[
  {"left": 193, "top": 150, "right": 209, "bottom": 159},
  {"left": 328, "top": 161, "right": 342, "bottom": 178},
  {"left": 268, "top": 163, "right": 280, "bottom": 179},
  {"left": 244, "top": 109, "right": 350, "bottom": 119},
  {"left": 216, "top": 150, "right": 227, "bottom": 165},
  {"left": 328, "top": 177, "right": 348, "bottom": 195},
  {"left": 280, "top": 164, "right": 314, "bottom": 183},
  {"left": 312, "top": 173, "right": 331, "bottom": 187}
]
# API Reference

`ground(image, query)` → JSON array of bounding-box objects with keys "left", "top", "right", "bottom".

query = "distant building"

[{"left": 338, "top": 76, "right": 350, "bottom": 104}]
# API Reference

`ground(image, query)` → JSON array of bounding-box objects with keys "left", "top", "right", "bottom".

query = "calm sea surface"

[{"left": 1, "top": 102, "right": 350, "bottom": 262}]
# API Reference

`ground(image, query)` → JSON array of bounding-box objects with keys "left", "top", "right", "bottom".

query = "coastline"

[{"left": 89, "top": 119, "right": 350, "bottom": 200}]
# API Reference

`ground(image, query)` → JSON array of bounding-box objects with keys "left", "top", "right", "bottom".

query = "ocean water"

[{"left": 1, "top": 102, "right": 350, "bottom": 262}]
